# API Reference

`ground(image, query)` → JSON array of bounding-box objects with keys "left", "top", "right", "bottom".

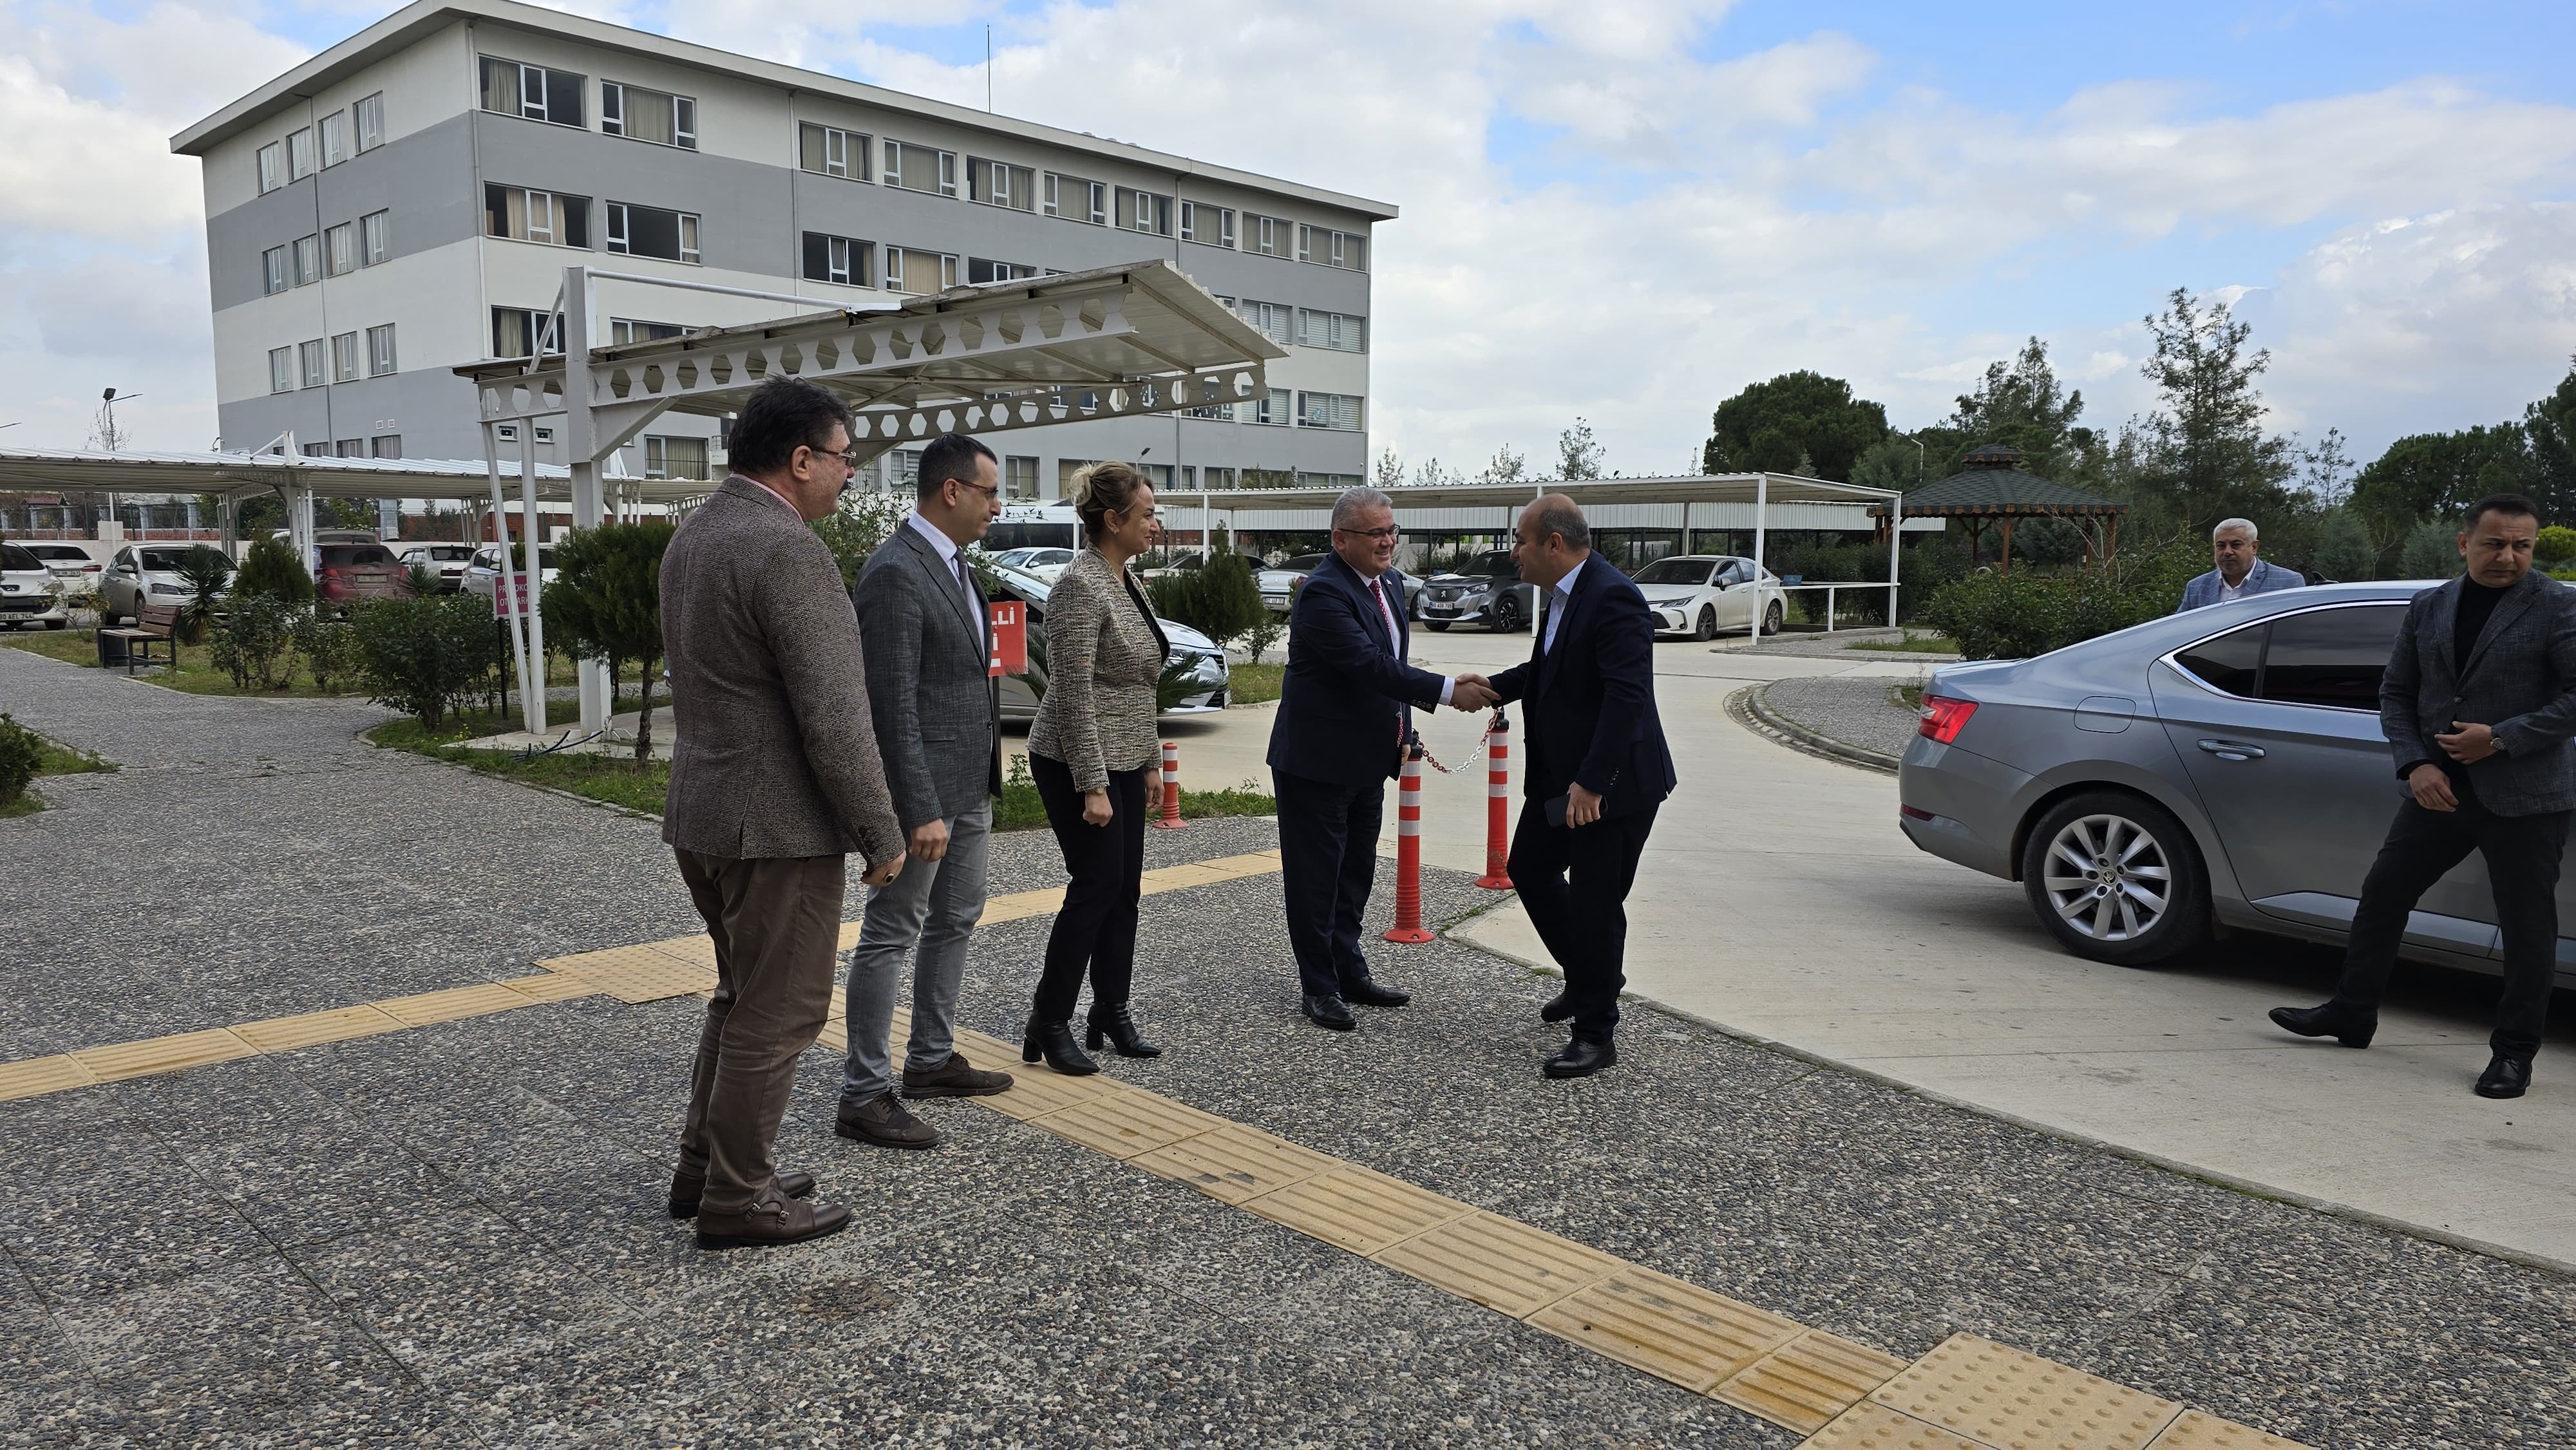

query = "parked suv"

[
  {"left": 1416, "top": 550, "right": 1537, "bottom": 633},
  {"left": 1, "top": 543, "right": 69, "bottom": 630},
  {"left": 316, "top": 543, "right": 410, "bottom": 605}
]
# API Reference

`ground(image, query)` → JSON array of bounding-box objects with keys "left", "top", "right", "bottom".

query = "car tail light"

[
  {"left": 1900, "top": 804, "right": 1935, "bottom": 821},
  {"left": 1917, "top": 695, "right": 1978, "bottom": 744}
]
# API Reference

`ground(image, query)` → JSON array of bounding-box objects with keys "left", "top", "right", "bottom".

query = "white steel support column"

[
  {"left": 484, "top": 423, "right": 537, "bottom": 733},
  {"left": 516, "top": 425, "right": 550, "bottom": 736},
  {"left": 1886, "top": 491, "right": 1903, "bottom": 629},
  {"left": 1751, "top": 473, "right": 1768, "bottom": 590},
  {"left": 563, "top": 265, "right": 609, "bottom": 738}
]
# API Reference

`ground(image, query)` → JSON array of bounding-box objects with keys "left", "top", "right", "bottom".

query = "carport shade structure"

[{"left": 1868, "top": 443, "right": 2126, "bottom": 574}]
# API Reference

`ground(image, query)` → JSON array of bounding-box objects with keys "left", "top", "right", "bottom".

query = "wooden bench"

[{"left": 100, "top": 601, "right": 182, "bottom": 675}]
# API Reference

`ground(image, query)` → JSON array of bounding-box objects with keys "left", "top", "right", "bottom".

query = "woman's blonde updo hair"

[{"left": 1068, "top": 460, "right": 1151, "bottom": 542}]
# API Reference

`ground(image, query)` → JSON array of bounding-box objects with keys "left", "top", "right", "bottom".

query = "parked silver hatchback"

[{"left": 1899, "top": 580, "right": 2576, "bottom": 988}]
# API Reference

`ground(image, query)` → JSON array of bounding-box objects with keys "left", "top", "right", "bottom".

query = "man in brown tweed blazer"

[{"left": 659, "top": 377, "right": 905, "bottom": 1250}]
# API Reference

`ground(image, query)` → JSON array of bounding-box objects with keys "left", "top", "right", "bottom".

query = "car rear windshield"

[
  {"left": 1, "top": 543, "right": 43, "bottom": 571},
  {"left": 325, "top": 547, "right": 395, "bottom": 565}
]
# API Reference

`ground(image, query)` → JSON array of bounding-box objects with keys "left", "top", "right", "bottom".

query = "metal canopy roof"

[
  {"left": 1168, "top": 473, "right": 1900, "bottom": 514},
  {"left": 0, "top": 446, "right": 712, "bottom": 504},
  {"left": 457, "top": 259, "right": 1287, "bottom": 468}
]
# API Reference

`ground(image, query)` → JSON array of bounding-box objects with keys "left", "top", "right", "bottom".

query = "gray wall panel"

[{"left": 206, "top": 114, "right": 479, "bottom": 313}]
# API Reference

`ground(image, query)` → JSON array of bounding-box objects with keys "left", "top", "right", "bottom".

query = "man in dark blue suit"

[
  {"left": 1269, "top": 487, "right": 1498, "bottom": 1030},
  {"left": 1463, "top": 494, "right": 1676, "bottom": 1078}
]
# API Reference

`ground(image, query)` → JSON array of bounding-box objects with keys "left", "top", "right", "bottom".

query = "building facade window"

[
  {"left": 1297, "top": 391, "right": 1363, "bottom": 431},
  {"left": 798, "top": 123, "right": 869, "bottom": 180},
  {"left": 298, "top": 339, "right": 327, "bottom": 389},
  {"left": 1115, "top": 187, "right": 1173, "bottom": 236},
  {"left": 370, "top": 435, "right": 401, "bottom": 459},
  {"left": 883, "top": 247, "right": 956, "bottom": 294},
  {"left": 1246, "top": 214, "right": 1290, "bottom": 258},
  {"left": 1182, "top": 401, "right": 1236, "bottom": 421},
  {"left": 1044, "top": 173, "right": 1106, "bottom": 224},
  {"left": 1297, "top": 224, "right": 1368, "bottom": 271},
  {"left": 292, "top": 234, "right": 321, "bottom": 286},
  {"left": 882, "top": 140, "right": 956, "bottom": 196},
  {"left": 256, "top": 141, "right": 283, "bottom": 193},
  {"left": 354, "top": 92, "right": 386, "bottom": 151},
  {"left": 366, "top": 324, "right": 397, "bottom": 376},
  {"left": 611, "top": 318, "right": 684, "bottom": 344},
  {"left": 1294, "top": 308, "right": 1366, "bottom": 352},
  {"left": 965, "top": 257, "right": 1037, "bottom": 285},
  {"left": 485, "top": 185, "right": 589, "bottom": 247},
  {"left": 261, "top": 245, "right": 289, "bottom": 296},
  {"left": 318, "top": 111, "right": 350, "bottom": 168},
  {"left": 324, "top": 222, "right": 356, "bottom": 276},
  {"left": 330, "top": 331, "right": 360, "bottom": 382},
  {"left": 268, "top": 347, "right": 294, "bottom": 394},
  {"left": 360, "top": 209, "right": 390, "bottom": 265},
  {"left": 480, "top": 57, "right": 586, "bottom": 126},
  {"left": 800, "top": 231, "right": 870, "bottom": 287},
  {"left": 643, "top": 436, "right": 710, "bottom": 480},
  {"left": 335, "top": 440, "right": 366, "bottom": 458},
  {"left": 604, "top": 202, "right": 700, "bottom": 263},
  {"left": 1179, "top": 202, "right": 1235, "bottom": 247},
  {"left": 1235, "top": 299, "right": 1291, "bottom": 346},
  {"left": 286, "top": 127, "right": 316, "bottom": 181},
  {"left": 1251, "top": 388, "right": 1292, "bottom": 426},
  {"left": 1005, "top": 455, "right": 1039, "bottom": 500},
  {"left": 966, "top": 157, "right": 1035, "bottom": 211},
  {"left": 491, "top": 308, "right": 566, "bottom": 359},
  {"left": 602, "top": 82, "right": 696, "bottom": 148}
]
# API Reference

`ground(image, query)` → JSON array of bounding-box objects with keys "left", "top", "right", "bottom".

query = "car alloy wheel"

[
  {"left": 1492, "top": 595, "right": 1520, "bottom": 634},
  {"left": 1761, "top": 601, "right": 1784, "bottom": 636},
  {"left": 2041, "top": 813, "right": 2172, "bottom": 943},
  {"left": 1694, "top": 606, "right": 1718, "bottom": 641}
]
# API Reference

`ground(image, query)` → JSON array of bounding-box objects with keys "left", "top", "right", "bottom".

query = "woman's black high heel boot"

[
  {"left": 1084, "top": 1002, "right": 1163, "bottom": 1058},
  {"left": 1022, "top": 1015, "right": 1099, "bottom": 1075}
]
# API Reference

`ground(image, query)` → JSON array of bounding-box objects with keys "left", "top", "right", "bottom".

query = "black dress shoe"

[
  {"left": 1342, "top": 977, "right": 1411, "bottom": 1008},
  {"left": 668, "top": 1169, "right": 813, "bottom": 1219},
  {"left": 1542, "top": 1039, "right": 1617, "bottom": 1078},
  {"left": 1540, "top": 991, "right": 1574, "bottom": 1023},
  {"left": 1084, "top": 1001, "right": 1163, "bottom": 1058},
  {"left": 1302, "top": 993, "right": 1358, "bottom": 1031},
  {"left": 2475, "top": 1054, "right": 2532, "bottom": 1100},
  {"left": 2268, "top": 1001, "right": 2376, "bottom": 1048},
  {"left": 1021, "top": 1017, "right": 1100, "bottom": 1075}
]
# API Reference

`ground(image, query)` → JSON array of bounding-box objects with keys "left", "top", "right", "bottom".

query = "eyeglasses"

[
  {"left": 954, "top": 479, "right": 1001, "bottom": 500},
  {"left": 1336, "top": 525, "right": 1401, "bottom": 542}
]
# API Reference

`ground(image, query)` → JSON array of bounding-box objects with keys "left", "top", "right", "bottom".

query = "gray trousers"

[{"left": 840, "top": 800, "right": 991, "bottom": 1104}]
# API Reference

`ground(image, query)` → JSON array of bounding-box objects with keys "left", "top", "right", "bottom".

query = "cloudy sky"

[{"left": 4, "top": 0, "right": 2573, "bottom": 476}]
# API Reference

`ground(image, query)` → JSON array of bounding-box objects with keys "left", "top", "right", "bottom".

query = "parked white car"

[
  {"left": 16, "top": 543, "right": 104, "bottom": 587},
  {"left": 399, "top": 544, "right": 480, "bottom": 593},
  {"left": 1, "top": 543, "right": 70, "bottom": 630},
  {"left": 989, "top": 546, "right": 1075, "bottom": 581},
  {"left": 98, "top": 545, "right": 209, "bottom": 626},
  {"left": 462, "top": 546, "right": 560, "bottom": 602},
  {"left": 1631, "top": 554, "right": 1785, "bottom": 640}
]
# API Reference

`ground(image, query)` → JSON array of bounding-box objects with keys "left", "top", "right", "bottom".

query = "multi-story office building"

[{"left": 173, "top": 0, "right": 1394, "bottom": 499}]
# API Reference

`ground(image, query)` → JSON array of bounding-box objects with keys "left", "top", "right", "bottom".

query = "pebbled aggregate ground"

[
  {"left": 0, "top": 645, "right": 2566, "bottom": 1449},
  {"left": 1760, "top": 675, "right": 1929, "bottom": 758}
]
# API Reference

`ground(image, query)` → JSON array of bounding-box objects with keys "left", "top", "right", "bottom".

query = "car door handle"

[{"left": 2197, "top": 739, "right": 2266, "bottom": 761}]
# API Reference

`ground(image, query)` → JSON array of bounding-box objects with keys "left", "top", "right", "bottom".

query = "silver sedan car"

[{"left": 1899, "top": 580, "right": 2576, "bottom": 989}]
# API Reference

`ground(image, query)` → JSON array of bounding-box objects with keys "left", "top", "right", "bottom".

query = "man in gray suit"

[
  {"left": 2273, "top": 493, "right": 2576, "bottom": 1100},
  {"left": 2175, "top": 517, "right": 2305, "bottom": 611},
  {"left": 659, "top": 377, "right": 906, "bottom": 1250},
  {"left": 837, "top": 433, "right": 1014, "bottom": 1149}
]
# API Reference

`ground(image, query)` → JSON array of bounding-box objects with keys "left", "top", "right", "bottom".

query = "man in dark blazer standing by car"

[
  {"left": 659, "top": 377, "right": 906, "bottom": 1250},
  {"left": 1269, "top": 486, "right": 1496, "bottom": 1031},
  {"left": 1461, "top": 494, "right": 1676, "bottom": 1078},
  {"left": 2273, "top": 493, "right": 2576, "bottom": 1099},
  {"left": 835, "top": 433, "right": 1014, "bottom": 1151}
]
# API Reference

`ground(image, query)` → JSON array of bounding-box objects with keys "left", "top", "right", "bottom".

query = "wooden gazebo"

[{"left": 1870, "top": 444, "right": 2126, "bottom": 572}]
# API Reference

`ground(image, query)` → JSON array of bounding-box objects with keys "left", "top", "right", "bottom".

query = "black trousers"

[
  {"left": 1029, "top": 753, "right": 1150, "bottom": 1023},
  {"left": 1508, "top": 798, "right": 1658, "bottom": 1044},
  {"left": 1274, "top": 768, "right": 1387, "bottom": 999},
  {"left": 2333, "top": 794, "right": 2568, "bottom": 1059}
]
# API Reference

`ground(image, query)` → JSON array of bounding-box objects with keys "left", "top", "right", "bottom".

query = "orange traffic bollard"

[
  {"left": 1476, "top": 710, "right": 1513, "bottom": 889},
  {"left": 1383, "top": 746, "right": 1435, "bottom": 943},
  {"left": 1153, "top": 739, "right": 1186, "bottom": 829}
]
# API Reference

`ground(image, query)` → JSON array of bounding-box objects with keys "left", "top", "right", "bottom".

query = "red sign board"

[
  {"left": 490, "top": 575, "right": 533, "bottom": 619},
  {"left": 989, "top": 600, "right": 1027, "bottom": 676}
]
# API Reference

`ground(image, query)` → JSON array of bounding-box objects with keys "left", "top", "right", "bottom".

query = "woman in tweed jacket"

[{"left": 1024, "top": 462, "right": 1170, "bottom": 1073}]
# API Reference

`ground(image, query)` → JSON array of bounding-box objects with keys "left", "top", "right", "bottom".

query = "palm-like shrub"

[{"left": 173, "top": 546, "right": 234, "bottom": 643}]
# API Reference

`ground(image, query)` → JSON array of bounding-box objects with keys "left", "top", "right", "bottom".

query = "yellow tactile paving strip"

[{"left": 0, "top": 841, "right": 2314, "bottom": 1449}]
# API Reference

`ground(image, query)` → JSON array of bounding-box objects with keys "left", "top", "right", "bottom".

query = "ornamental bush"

[
  {"left": 1146, "top": 552, "right": 1264, "bottom": 650},
  {"left": 211, "top": 594, "right": 296, "bottom": 690},
  {"left": 1921, "top": 535, "right": 2204, "bottom": 661},
  {"left": 232, "top": 535, "right": 316, "bottom": 605},
  {"left": 290, "top": 608, "right": 361, "bottom": 693},
  {"left": 543, "top": 520, "right": 676, "bottom": 757},
  {"left": 350, "top": 592, "right": 503, "bottom": 730},
  {"left": 0, "top": 713, "right": 43, "bottom": 809}
]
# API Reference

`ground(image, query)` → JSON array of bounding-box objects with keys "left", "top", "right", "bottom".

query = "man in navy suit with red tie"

[
  {"left": 1461, "top": 494, "right": 1676, "bottom": 1078},
  {"left": 1269, "top": 487, "right": 1498, "bottom": 1031}
]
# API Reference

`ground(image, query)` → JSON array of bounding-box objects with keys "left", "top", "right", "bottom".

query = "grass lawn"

[
  {"left": 0, "top": 725, "right": 118, "bottom": 819},
  {"left": 1848, "top": 630, "right": 1958, "bottom": 654},
  {"left": 1227, "top": 662, "right": 1283, "bottom": 704},
  {"left": 368, "top": 716, "right": 1280, "bottom": 827},
  {"left": 3, "top": 626, "right": 585, "bottom": 699}
]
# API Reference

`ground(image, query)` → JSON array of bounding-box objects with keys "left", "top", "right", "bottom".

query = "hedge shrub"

[{"left": 351, "top": 593, "right": 502, "bottom": 730}]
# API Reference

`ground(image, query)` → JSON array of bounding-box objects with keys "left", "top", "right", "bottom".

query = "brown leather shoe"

[
  {"left": 668, "top": 1169, "right": 814, "bottom": 1219},
  {"left": 900, "top": 1050, "right": 1014, "bottom": 1099},
  {"left": 694, "top": 1194, "right": 851, "bottom": 1251},
  {"left": 836, "top": 1092, "right": 940, "bottom": 1149}
]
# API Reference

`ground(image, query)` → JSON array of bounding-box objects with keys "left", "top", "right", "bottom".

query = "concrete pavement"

[{"left": 1124, "top": 625, "right": 2576, "bottom": 1270}]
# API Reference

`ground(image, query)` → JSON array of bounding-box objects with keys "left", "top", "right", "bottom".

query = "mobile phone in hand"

[{"left": 1544, "top": 793, "right": 1569, "bottom": 828}]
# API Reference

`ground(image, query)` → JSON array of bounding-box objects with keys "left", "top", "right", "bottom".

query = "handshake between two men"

[{"left": 1447, "top": 672, "right": 1500, "bottom": 714}]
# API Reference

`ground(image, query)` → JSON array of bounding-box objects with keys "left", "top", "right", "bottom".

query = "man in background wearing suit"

[
  {"left": 2175, "top": 517, "right": 2306, "bottom": 612},
  {"left": 2273, "top": 493, "right": 2576, "bottom": 1100},
  {"left": 659, "top": 377, "right": 905, "bottom": 1250},
  {"left": 1269, "top": 486, "right": 1497, "bottom": 1031},
  {"left": 1462, "top": 494, "right": 1676, "bottom": 1078},
  {"left": 836, "top": 433, "right": 1014, "bottom": 1151}
]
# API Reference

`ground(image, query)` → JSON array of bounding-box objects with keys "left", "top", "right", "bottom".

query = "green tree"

[
  {"left": 2522, "top": 355, "right": 2576, "bottom": 522},
  {"left": 2349, "top": 426, "right": 2537, "bottom": 552},
  {"left": 1372, "top": 449, "right": 1405, "bottom": 490},
  {"left": 2400, "top": 520, "right": 2463, "bottom": 580},
  {"left": 1557, "top": 417, "right": 1606, "bottom": 480},
  {"left": 1146, "top": 553, "right": 1264, "bottom": 650},
  {"left": 1699, "top": 372, "right": 1889, "bottom": 482},
  {"left": 1477, "top": 446, "right": 1529, "bottom": 485},
  {"left": 810, "top": 491, "right": 915, "bottom": 590},
  {"left": 232, "top": 534, "right": 315, "bottom": 605},
  {"left": 544, "top": 520, "right": 677, "bottom": 758},
  {"left": 2129, "top": 288, "right": 2296, "bottom": 530},
  {"left": 1942, "top": 337, "right": 2091, "bottom": 480},
  {"left": 2310, "top": 509, "right": 2376, "bottom": 582}
]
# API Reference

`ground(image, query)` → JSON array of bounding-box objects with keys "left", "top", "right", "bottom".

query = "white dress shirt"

[
  {"left": 1357, "top": 567, "right": 1453, "bottom": 705},
  {"left": 907, "top": 511, "right": 983, "bottom": 650},
  {"left": 1542, "top": 556, "right": 1586, "bottom": 654}
]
